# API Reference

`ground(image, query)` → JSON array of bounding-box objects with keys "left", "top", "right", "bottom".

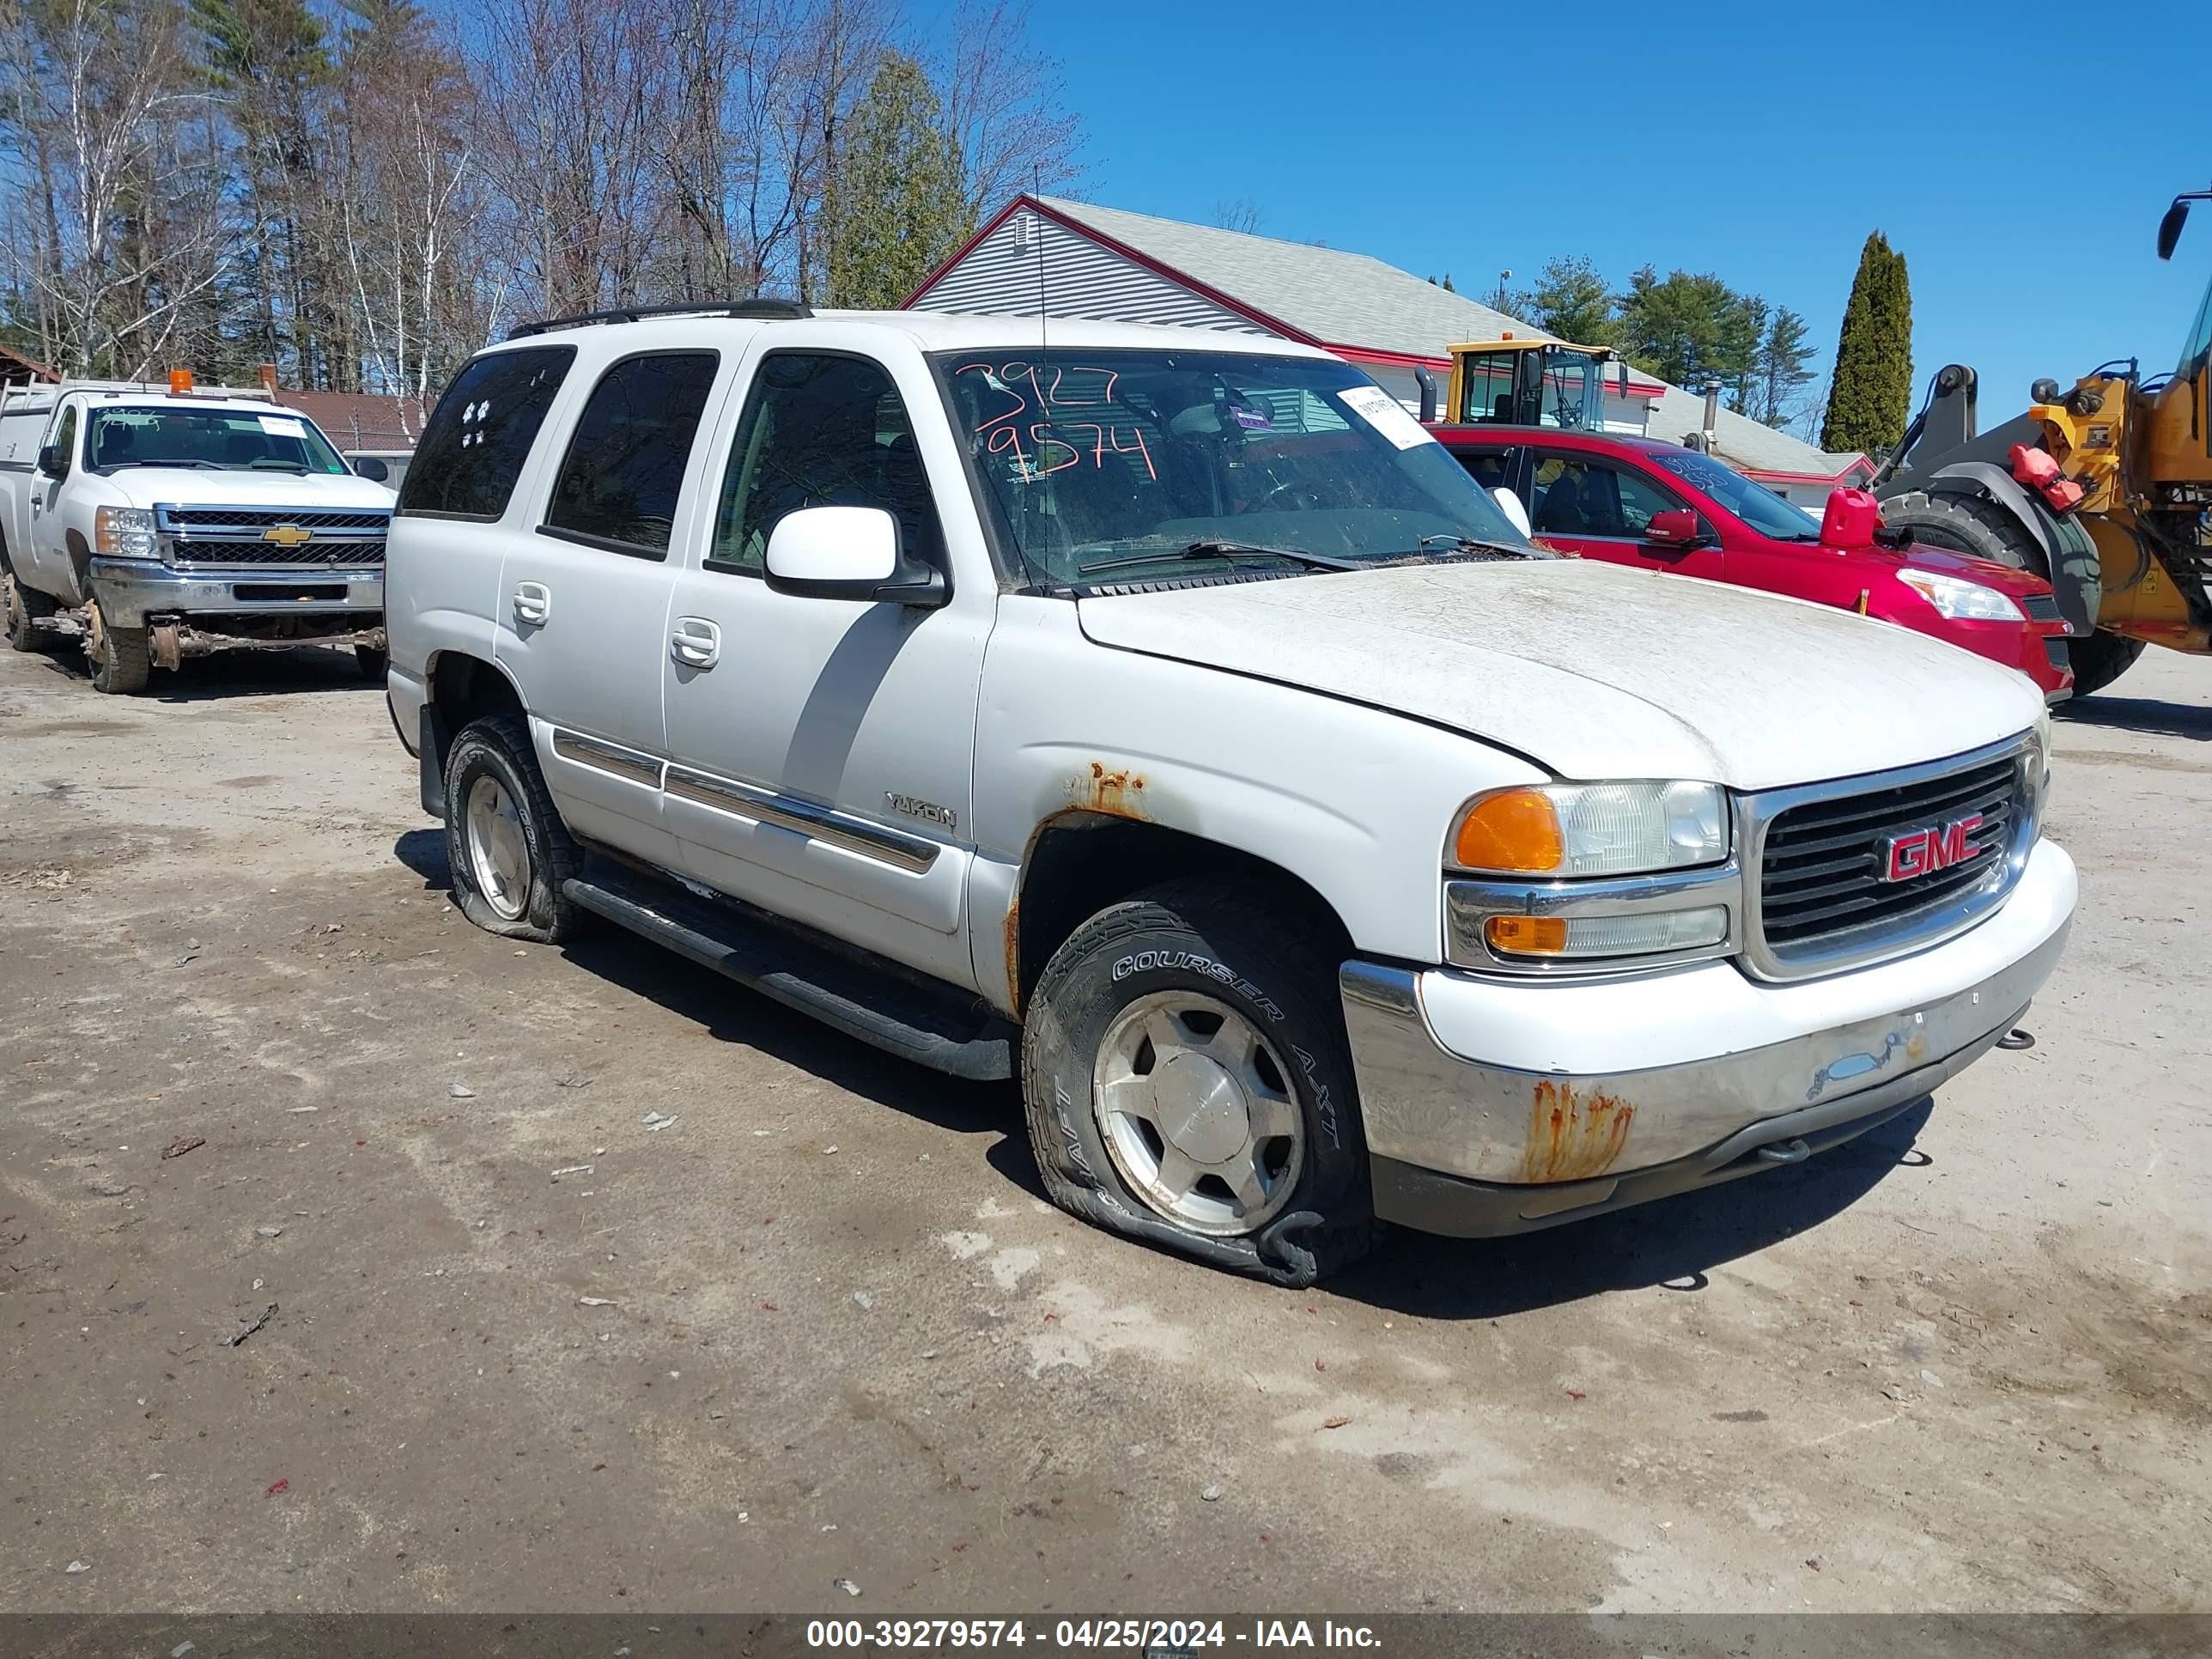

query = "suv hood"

[
  {"left": 98, "top": 470, "right": 397, "bottom": 512},
  {"left": 1076, "top": 561, "right": 2043, "bottom": 791}
]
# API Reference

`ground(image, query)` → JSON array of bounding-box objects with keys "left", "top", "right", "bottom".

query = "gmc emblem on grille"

[{"left": 1883, "top": 813, "right": 1984, "bottom": 883}]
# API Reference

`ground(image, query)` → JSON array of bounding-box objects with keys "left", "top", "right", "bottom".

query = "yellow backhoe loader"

[{"left": 1871, "top": 187, "right": 2212, "bottom": 695}]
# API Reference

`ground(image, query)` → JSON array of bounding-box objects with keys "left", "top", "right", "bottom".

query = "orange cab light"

[
  {"left": 168, "top": 368, "right": 194, "bottom": 395},
  {"left": 1455, "top": 788, "right": 1564, "bottom": 872},
  {"left": 1486, "top": 915, "right": 1567, "bottom": 955}
]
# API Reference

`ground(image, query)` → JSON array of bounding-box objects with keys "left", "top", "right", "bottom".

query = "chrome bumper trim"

[
  {"left": 1340, "top": 908, "right": 2069, "bottom": 1190},
  {"left": 87, "top": 558, "right": 383, "bottom": 627}
]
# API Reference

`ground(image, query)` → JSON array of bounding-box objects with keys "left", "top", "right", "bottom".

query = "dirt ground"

[{"left": 2, "top": 632, "right": 2207, "bottom": 1620}]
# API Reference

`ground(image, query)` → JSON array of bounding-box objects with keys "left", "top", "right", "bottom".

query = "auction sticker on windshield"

[
  {"left": 258, "top": 416, "right": 309, "bottom": 439},
  {"left": 1336, "top": 384, "right": 1433, "bottom": 450}
]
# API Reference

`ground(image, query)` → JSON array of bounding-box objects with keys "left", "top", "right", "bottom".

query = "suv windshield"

[
  {"left": 85, "top": 406, "right": 349, "bottom": 475},
  {"left": 1648, "top": 448, "right": 1822, "bottom": 541},
  {"left": 934, "top": 349, "right": 1538, "bottom": 586}
]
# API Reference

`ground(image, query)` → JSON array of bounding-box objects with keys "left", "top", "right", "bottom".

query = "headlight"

[
  {"left": 94, "top": 506, "right": 158, "bottom": 559},
  {"left": 1897, "top": 568, "right": 2024, "bottom": 622},
  {"left": 1452, "top": 781, "right": 1728, "bottom": 877}
]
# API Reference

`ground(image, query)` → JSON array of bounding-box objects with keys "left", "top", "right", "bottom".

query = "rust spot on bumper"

[
  {"left": 1522, "top": 1081, "right": 1635, "bottom": 1183},
  {"left": 1071, "top": 760, "right": 1149, "bottom": 820}
]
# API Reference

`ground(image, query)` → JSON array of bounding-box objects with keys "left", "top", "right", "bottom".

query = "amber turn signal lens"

[
  {"left": 1455, "top": 788, "right": 1565, "bottom": 872},
  {"left": 1485, "top": 915, "right": 1567, "bottom": 955}
]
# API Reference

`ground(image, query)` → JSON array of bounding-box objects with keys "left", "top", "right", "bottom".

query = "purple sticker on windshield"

[{"left": 1231, "top": 404, "right": 1272, "bottom": 429}]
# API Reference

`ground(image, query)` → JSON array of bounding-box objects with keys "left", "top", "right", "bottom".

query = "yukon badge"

[
  {"left": 1883, "top": 813, "right": 1984, "bottom": 882},
  {"left": 886, "top": 793, "right": 957, "bottom": 834}
]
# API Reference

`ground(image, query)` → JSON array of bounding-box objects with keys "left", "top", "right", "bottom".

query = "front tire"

[
  {"left": 85, "top": 599, "right": 151, "bottom": 695},
  {"left": 355, "top": 642, "right": 389, "bottom": 682},
  {"left": 441, "top": 714, "right": 585, "bottom": 942},
  {"left": 1021, "top": 878, "right": 1372, "bottom": 1285}
]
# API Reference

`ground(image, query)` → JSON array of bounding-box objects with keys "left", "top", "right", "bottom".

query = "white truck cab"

[
  {"left": 382, "top": 302, "right": 2075, "bottom": 1285},
  {"left": 0, "top": 377, "right": 398, "bottom": 692}
]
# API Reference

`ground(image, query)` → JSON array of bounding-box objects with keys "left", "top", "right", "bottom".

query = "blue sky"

[{"left": 957, "top": 0, "right": 2212, "bottom": 438}]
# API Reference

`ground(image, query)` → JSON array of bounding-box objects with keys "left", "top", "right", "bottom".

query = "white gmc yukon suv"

[
  {"left": 382, "top": 303, "right": 2075, "bottom": 1285},
  {"left": 0, "top": 378, "right": 396, "bottom": 693}
]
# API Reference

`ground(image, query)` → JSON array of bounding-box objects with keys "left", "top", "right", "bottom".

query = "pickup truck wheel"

[
  {"left": 85, "top": 599, "right": 151, "bottom": 694},
  {"left": 441, "top": 714, "right": 584, "bottom": 943},
  {"left": 1023, "top": 880, "right": 1371, "bottom": 1287},
  {"left": 354, "top": 642, "right": 388, "bottom": 681},
  {"left": 4, "top": 571, "right": 54, "bottom": 652}
]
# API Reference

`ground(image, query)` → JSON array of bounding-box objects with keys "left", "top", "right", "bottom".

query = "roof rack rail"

[{"left": 507, "top": 298, "right": 811, "bottom": 340}]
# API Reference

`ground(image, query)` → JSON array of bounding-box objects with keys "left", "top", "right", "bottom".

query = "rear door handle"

[
  {"left": 670, "top": 616, "right": 720, "bottom": 670},
  {"left": 513, "top": 581, "right": 551, "bottom": 626}
]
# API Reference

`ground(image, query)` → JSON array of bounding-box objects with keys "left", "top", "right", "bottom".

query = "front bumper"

[
  {"left": 1341, "top": 837, "right": 2075, "bottom": 1237},
  {"left": 88, "top": 557, "right": 383, "bottom": 628}
]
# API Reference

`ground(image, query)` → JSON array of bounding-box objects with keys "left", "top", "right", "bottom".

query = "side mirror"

[
  {"left": 36, "top": 444, "right": 64, "bottom": 477},
  {"left": 353, "top": 456, "right": 390, "bottom": 483},
  {"left": 763, "top": 505, "right": 947, "bottom": 608},
  {"left": 1644, "top": 508, "right": 1701, "bottom": 545},
  {"left": 2158, "top": 198, "right": 2190, "bottom": 261},
  {"left": 1489, "top": 485, "right": 1531, "bottom": 538}
]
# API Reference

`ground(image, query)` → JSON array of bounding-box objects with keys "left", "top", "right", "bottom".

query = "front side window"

[
  {"left": 1647, "top": 448, "right": 1821, "bottom": 541},
  {"left": 544, "top": 351, "right": 720, "bottom": 556},
  {"left": 711, "top": 352, "right": 941, "bottom": 574},
  {"left": 1530, "top": 455, "right": 1685, "bottom": 538},
  {"left": 935, "top": 349, "right": 1534, "bottom": 588},
  {"left": 400, "top": 345, "right": 576, "bottom": 520},
  {"left": 85, "top": 406, "right": 348, "bottom": 475},
  {"left": 1452, "top": 446, "right": 1520, "bottom": 495},
  {"left": 47, "top": 404, "right": 76, "bottom": 471}
]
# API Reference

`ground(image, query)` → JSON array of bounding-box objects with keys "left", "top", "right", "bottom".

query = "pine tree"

[
  {"left": 1509, "top": 255, "right": 1618, "bottom": 344},
  {"left": 821, "top": 51, "right": 970, "bottom": 311},
  {"left": 1821, "top": 232, "right": 1913, "bottom": 456}
]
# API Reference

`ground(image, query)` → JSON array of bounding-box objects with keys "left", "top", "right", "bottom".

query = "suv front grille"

[
  {"left": 2021, "top": 592, "right": 2063, "bottom": 623},
  {"left": 1747, "top": 743, "right": 2032, "bottom": 978}
]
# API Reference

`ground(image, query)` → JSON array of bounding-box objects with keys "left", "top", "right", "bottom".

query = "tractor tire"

[
  {"left": 1882, "top": 488, "right": 2103, "bottom": 637},
  {"left": 2063, "top": 631, "right": 2147, "bottom": 698}
]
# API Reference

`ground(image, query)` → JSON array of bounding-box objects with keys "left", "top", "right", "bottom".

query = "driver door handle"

[
  {"left": 513, "top": 581, "right": 551, "bottom": 626},
  {"left": 671, "top": 616, "right": 720, "bottom": 670}
]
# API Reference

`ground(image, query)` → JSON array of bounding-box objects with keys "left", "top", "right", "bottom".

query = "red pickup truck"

[{"left": 1431, "top": 425, "right": 2073, "bottom": 701}]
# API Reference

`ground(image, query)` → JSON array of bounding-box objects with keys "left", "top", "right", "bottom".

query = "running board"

[{"left": 562, "top": 865, "right": 1016, "bottom": 1081}]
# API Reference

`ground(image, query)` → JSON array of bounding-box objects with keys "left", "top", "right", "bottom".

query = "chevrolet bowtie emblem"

[{"left": 262, "top": 523, "right": 313, "bottom": 547}]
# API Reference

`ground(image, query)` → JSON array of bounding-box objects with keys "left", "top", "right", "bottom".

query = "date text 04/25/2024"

[{"left": 804, "top": 1620, "right": 1382, "bottom": 1650}]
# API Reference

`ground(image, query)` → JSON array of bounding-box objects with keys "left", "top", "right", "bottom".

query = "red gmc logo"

[{"left": 1883, "top": 814, "right": 1984, "bottom": 883}]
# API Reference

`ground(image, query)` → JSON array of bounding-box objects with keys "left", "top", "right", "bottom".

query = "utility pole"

[{"left": 1494, "top": 270, "right": 1511, "bottom": 313}]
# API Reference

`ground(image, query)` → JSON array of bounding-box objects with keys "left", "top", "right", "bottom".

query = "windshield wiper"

[
  {"left": 1079, "top": 539, "right": 1359, "bottom": 577},
  {"left": 106, "top": 458, "right": 219, "bottom": 470},
  {"left": 1413, "top": 533, "right": 1545, "bottom": 559}
]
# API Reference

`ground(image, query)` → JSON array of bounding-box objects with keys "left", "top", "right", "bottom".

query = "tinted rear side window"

[
  {"left": 543, "top": 351, "right": 720, "bottom": 556},
  {"left": 398, "top": 346, "right": 575, "bottom": 520}
]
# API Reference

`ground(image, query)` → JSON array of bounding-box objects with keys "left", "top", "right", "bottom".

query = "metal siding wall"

[{"left": 910, "top": 213, "right": 1271, "bottom": 337}]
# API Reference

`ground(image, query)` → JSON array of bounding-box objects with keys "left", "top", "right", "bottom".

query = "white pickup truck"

[
  {"left": 382, "top": 303, "right": 2075, "bottom": 1285},
  {"left": 0, "top": 378, "right": 397, "bottom": 692}
]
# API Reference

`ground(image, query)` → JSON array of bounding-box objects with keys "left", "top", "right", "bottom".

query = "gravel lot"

[{"left": 2, "top": 635, "right": 2206, "bottom": 1618}]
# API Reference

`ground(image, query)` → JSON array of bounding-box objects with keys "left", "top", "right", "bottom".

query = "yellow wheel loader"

[{"left": 1870, "top": 188, "right": 2212, "bottom": 696}]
